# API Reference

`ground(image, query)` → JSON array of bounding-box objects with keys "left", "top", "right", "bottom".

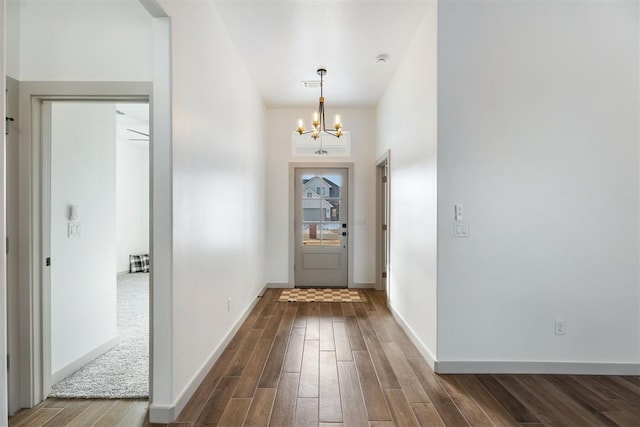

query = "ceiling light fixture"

[{"left": 296, "top": 68, "right": 343, "bottom": 142}]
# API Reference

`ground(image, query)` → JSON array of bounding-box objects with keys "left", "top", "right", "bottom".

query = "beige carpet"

[
  {"left": 49, "top": 273, "right": 149, "bottom": 399},
  {"left": 277, "top": 288, "right": 367, "bottom": 303}
]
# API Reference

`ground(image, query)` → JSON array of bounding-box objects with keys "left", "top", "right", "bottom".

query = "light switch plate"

[{"left": 453, "top": 221, "right": 469, "bottom": 237}]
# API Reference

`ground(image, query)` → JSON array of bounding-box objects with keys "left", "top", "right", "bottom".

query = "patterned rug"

[{"left": 277, "top": 288, "right": 367, "bottom": 303}]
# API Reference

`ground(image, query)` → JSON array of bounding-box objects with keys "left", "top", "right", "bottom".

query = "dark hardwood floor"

[{"left": 9, "top": 289, "right": 640, "bottom": 426}]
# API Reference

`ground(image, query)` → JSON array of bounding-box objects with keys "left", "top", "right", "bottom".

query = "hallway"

[{"left": 9, "top": 288, "right": 640, "bottom": 426}]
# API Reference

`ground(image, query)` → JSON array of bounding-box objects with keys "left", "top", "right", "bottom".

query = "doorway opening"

[
  {"left": 41, "top": 101, "right": 150, "bottom": 399},
  {"left": 42, "top": 101, "right": 149, "bottom": 398},
  {"left": 376, "top": 152, "right": 390, "bottom": 294},
  {"left": 10, "top": 85, "right": 158, "bottom": 411}
]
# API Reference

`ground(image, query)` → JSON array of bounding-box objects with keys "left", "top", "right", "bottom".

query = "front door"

[{"left": 294, "top": 168, "right": 348, "bottom": 287}]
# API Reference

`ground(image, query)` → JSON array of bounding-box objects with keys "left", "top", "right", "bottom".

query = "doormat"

[{"left": 277, "top": 288, "right": 367, "bottom": 303}]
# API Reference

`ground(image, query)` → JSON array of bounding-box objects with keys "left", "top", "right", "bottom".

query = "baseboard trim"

[
  {"left": 387, "top": 302, "right": 437, "bottom": 370},
  {"left": 148, "top": 404, "right": 174, "bottom": 424},
  {"left": 386, "top": 303, "right": 639, "bottom": 376},
  {"left": 150, "top": 285, "right": 267, "bottom": 423},
  {"left": 51, "top": 336, "right": 119, "bottom": 384},
  {"left": 435, "top": 360, "right": 640, "bottom": 375},
  {"left": 266, "top": 282, "right": 291, "bottom": 288},
  {"left": 350, "top": 282, "right": 375, "bottom": 289}
]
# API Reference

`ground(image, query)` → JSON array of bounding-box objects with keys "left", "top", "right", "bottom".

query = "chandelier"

[{"left": 295, "top": 68, "right": 343, "bottom": 141}]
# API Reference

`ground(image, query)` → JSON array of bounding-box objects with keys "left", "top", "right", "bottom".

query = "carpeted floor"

[
  {"left": 277, "top": 288, "right": 367, "bottom": 302},
  {"left": 48, "top": 273, "right": 149, "bottom": 399}
]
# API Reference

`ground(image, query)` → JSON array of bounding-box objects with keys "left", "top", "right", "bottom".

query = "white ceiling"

[{"left": 212, "top": 0, "right": 431, "bottom": 107}]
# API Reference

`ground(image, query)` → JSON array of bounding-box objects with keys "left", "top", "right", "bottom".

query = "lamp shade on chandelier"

[{"left": 295, "top": 68, "right": 343, "bottom": 140}]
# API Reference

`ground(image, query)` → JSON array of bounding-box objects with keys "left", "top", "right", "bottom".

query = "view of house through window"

[{"left": 301, "top": 174, "right": 342, "bottom": 246}]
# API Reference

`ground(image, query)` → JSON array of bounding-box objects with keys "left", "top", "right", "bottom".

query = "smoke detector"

[{"left": 376, "top": 54, "right": 389, "bottom": 64}]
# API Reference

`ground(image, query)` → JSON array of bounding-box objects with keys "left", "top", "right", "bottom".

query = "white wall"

[
  {"left": 437, "top": 0, "right": 639, "bottom": 367},
  {"left": 156, "top": 0, "right": 266, "bottom": 418},
  {"left": 50, "top": 103, "right": 118, "bottom": 375},
  {"left": 18, "top": 0, "right": 152, "bottom": 81},
  {"left": 266, "top": 108, "right": 377, "bottom": 286},
  {"left": 116, "top": 107, "right": 149, "bottom": 274},
  {"left": 376, "top": 3, "right": 438, "bottom": 363}
]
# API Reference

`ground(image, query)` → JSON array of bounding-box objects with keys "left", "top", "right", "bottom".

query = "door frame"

[
  {"left": 6, "top": 76, "right": 21, "bottom": 416},
  {"left": 289, "top": 162, "right": 354, "bottom": 288},
  {"left": 15, "top": 82, "right": 166, "bottom": 407},
  {"left": 375, "top": 151, "right": 391, "bottom": 294},
  {"left": 293, "top": 167, "right": 349, "bottom": 288},
  {"left": 1, "top": 3, "right": 7, "bottom": 420}
]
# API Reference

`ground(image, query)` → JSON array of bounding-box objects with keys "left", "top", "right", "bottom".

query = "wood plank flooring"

[{"left": 9, "top": 289, "right": 640, "bottom": 426}]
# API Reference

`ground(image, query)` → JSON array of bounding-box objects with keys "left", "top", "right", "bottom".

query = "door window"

[{"left": 301, "top": 173, "right": 343, "bottom": 247}]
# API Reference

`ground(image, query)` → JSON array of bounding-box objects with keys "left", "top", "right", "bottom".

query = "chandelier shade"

[{"left": 295, "top": 68, "right": 344, "bottom": 141}]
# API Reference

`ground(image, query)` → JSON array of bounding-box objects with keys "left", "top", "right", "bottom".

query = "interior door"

[{"left": 294, "top": 168, "right": 348, "bottom": 287}]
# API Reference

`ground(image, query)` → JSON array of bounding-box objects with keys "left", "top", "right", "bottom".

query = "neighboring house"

[
  {"left": 303, "top": 176, "right": 340, "bottom": 198},
  {"left": 302, "top": 176, "right": 340, "bottom": 222}
]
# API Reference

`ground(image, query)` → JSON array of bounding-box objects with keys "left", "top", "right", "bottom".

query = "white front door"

[{"left": 294, "top": 168, "right": 348, "bottom": 287}]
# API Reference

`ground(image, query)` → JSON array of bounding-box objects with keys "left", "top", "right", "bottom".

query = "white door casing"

[{"left": 17, "top": 86, "right": 154, "bottom": 408}]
